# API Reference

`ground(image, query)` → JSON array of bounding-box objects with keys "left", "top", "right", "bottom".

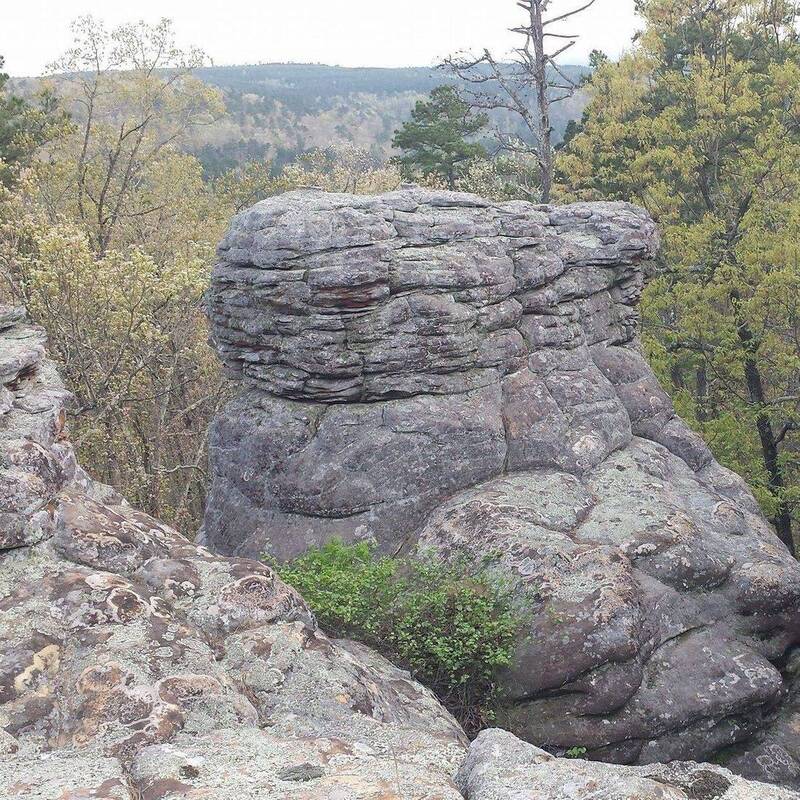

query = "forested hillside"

[
  {"left": 186, "top": 63, "right": 589, "bottom": 174},
  {"left": 11, "top": 61, "right": 589, "bottom": 176},
  {"left": 11, "top": 62, "right": 588, "bottom": 176}
]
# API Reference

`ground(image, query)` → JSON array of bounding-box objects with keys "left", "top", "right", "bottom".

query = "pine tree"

[
  {"left": 0, "top": 55, "right": 64, "bottom": 186},
  {"left": 392, "top": 86, "right": 488, "bottom": 188}
]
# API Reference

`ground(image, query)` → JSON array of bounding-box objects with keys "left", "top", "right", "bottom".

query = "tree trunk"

[
  {"left": 531, "top": 0, "right": 553, "bottom": 202},
  {"left": 738, "top": 322, "right": 795, "bottom": 555},
  {"left": 695, "top": 363, "right": 708, "bottom": 422}
]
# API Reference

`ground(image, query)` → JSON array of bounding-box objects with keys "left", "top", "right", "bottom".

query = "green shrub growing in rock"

[{"left": 270, "top": 539, "right": 519, "bottom": 735}]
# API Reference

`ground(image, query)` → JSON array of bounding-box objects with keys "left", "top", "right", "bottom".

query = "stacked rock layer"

[
  {"left": 0, "top": 218, "right": 797, "bottom": 795},
  {"left": 204, "top": 188, "right": 800, "bottom": 782}
]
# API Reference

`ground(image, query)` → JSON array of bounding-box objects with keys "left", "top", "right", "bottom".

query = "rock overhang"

[{"left": 208, "top": 188, "right": 658, "bottom": 404}]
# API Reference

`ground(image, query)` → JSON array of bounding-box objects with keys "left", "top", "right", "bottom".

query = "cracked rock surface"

[
  {"left": 0, "top": 308, "right": 467, "bottom": 798},
  {"left": 204, "top": 188, "right": 800, "bottom": 783},
  {"left": 0, "top": 310, "right": 793, "bottom": 800}
]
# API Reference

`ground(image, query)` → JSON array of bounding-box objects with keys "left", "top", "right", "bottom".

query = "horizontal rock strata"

[
  {"left": 204, "top": 188, "right": 800, "bottom": 783},
  {"left": 205, "top": 188, "right": 661, "bottom": 559}
]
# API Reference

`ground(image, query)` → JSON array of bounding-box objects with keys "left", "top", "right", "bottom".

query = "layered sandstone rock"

[
  {"left": 204, "top": 188, "right": 800, "bottom": 780},
  {"left": 204, "top": 188, "right": 661, "bottom": 559},
  {"left": 0, "top": 308, "right": 467, "bottom": 799},
  {"left": 1, "top": 257, "right": 797, "bottom": 796}
]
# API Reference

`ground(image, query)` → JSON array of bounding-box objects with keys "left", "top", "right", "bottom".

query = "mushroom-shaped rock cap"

[{"left": 208, "top": 188, "right": 658, "bottom": 403}]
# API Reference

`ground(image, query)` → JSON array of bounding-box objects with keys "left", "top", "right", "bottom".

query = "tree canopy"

[
  {"left": 560, "top": 0, "right": 800, "bottom": 552},
  {"left": 0, "top": 55, "right": 63, "bottom": 185}
]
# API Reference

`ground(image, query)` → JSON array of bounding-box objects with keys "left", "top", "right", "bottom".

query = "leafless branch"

[{"left": 441, "top": 0, "right": 595, "bottom": 201}]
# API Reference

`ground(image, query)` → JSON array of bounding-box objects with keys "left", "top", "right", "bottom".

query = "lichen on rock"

[
  {"left": 3, "top": 187, "right": 800, "bottom": 798},
  {"left": 0, "top": 306, "right": 467, "bottom": 798}
]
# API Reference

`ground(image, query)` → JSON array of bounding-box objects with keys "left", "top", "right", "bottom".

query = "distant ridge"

[
  {"left": 191, "top": 62, "right": 590, "bottom": 175},
  {"left": 11, "top": 62, "right": 590, "bottom": 175}
]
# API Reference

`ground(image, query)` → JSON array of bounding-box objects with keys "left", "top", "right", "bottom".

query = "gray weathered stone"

[
  {"left": 204, "top": 189, "right": 658, "bottom": 559},
  {"left": 203, "top": 189, "right": 800, "bottom": 783},
  {"left": 458, "top": 728, "right": 799, "bottom": 800},
  {"left": 0, "top": 308, "right": 466, "bottom": 799}
]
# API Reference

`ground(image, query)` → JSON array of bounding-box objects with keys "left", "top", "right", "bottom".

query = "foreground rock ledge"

[
  {"left": 204, "top": 188, "right": 800, "bottom": 782},
  {"left": 0, "top": 308, "right": 795, "bottom": 800}
]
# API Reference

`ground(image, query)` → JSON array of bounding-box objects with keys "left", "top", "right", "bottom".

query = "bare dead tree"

[{"left": 443, "top": 0, "right": 596, "bottom": 202}]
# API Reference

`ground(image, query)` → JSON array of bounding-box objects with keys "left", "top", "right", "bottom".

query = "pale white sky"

[{"left": 2, "top": 0, "right": 640, "bottom": 77}]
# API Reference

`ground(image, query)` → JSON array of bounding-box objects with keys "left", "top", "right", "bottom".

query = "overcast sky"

[{"left": 2, "top": 0, "right": 640, "bottom": 77}]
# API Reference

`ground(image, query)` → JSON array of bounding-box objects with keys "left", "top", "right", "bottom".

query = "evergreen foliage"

[
  {"left": 560, "top": 0, "right": 800, "bottom": 553},
  {"left": 392, "top": 86, "right": 489, "bottom": 188},
  {"left": 0, "top": 55, "right": 63, "bottom": 185}
]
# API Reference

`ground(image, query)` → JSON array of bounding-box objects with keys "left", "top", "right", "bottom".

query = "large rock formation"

[
  {"left": 1, "top": 304, "right": 794, "bottom": 799},
  {"left": 204, "top": 188, "right": 800, "bottom": 780},
  {"left": 204, "top": 188, "right": 661, "bottom": 560}
]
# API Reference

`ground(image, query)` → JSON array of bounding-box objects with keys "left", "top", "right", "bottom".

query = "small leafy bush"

[
  {"left": 565, "top": 746, "right": 587, "bottom": 759},
  {"left": 271, "top": 539, "right": 519, "bottom": 735}
]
